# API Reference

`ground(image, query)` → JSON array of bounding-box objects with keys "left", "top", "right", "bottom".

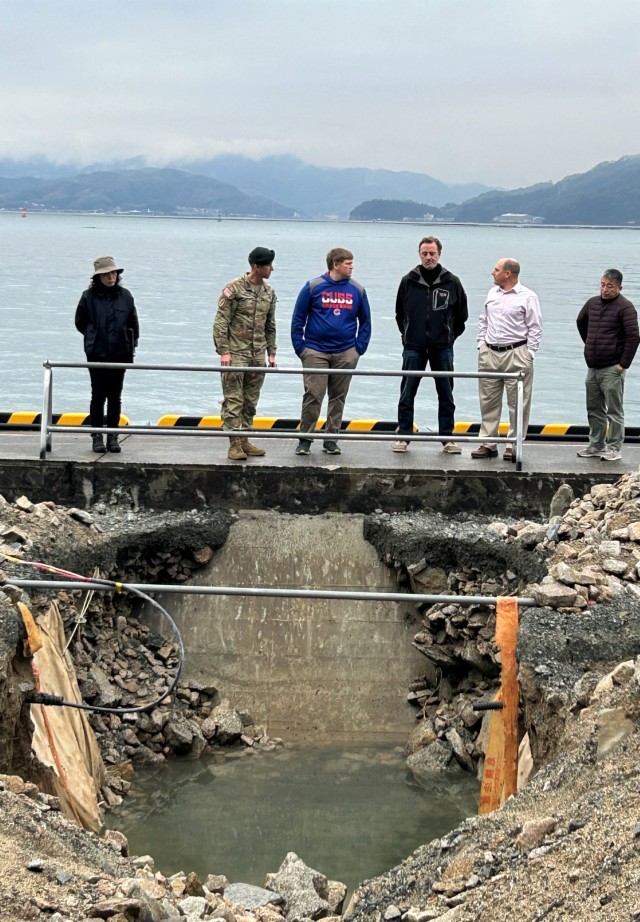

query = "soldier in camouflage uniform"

[{"left": 213, "top": 247, "right": 277, "bottom": 460}]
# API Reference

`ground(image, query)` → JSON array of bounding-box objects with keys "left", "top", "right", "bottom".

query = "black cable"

[{"left": 21, "top": 574, "right": 185, "bottom": 715}]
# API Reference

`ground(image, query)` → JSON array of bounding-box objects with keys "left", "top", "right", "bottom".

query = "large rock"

[
  {"left": 89, "top": 664, "right": 121, "bottom": 708},
  {"left": 406, "top": 720, "right": 437, "bottom": 756},
  {"left": 225, "top": 882, "right": 284, "bottom": 909},
  {"left": 266, "top": 851, "right": 330, "bottom": 921},
  {"left": 406, "top": 740, "right": 461, "bottom": 782},
  {"left": 164, "top": 715, "right": 195, "bottom": 753},
  {"left": 549, "top": 483, "right": 574, "bottom": 519},
  {"left": 210, "top": 700, "right": 243, "bottom": 744},
  {"left": 407, "top": 560, "right": 449, "bottom": 594},
  {"left": 530, "top": 580, "right": 578, "bottom": 609}
]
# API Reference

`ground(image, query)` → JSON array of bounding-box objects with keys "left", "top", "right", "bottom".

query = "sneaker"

[
  {"left": 322, "top": 441, "right": 341, "bottom": 455},
  {"left": 295, "top": 439, "right": 312, "bottom": 455},
  {"left": 393, "top": 440, "right": 409, "bottom": 453},
  {"left": 601, "top": 447, "right": 622, "bottom": 461},
  {"left": 576, "top": 445, "right": 604, "bottom": 457},
  {"left": 442, "top": 441, "right": 462, "bottom": 454}
]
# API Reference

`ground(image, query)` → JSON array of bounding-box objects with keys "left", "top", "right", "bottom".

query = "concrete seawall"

[
  {"left": 150, "top": 511, "right": 426, "bottom": 741},
  {"left": 0, "top": 432, "right": 633, "bottom": 516}
]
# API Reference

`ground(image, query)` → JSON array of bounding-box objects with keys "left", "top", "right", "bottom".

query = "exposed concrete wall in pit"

[{"left": 153, "top": 512, "right": 426, "bottom": 742}]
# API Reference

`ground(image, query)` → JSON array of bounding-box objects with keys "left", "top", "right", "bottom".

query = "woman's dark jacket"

[
  {"left": 75, "top": 286, "right": 140, "bottom": 361},
  {"left": 576, "top": 293, "right": 639, "bottom": 369},
  {"left": 395, "top": 265, "right": 468, "bottom": 351}
]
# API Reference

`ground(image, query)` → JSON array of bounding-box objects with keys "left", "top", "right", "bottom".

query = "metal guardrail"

[
  {"left": 5, "top": 577, "right": 537, "bottom": 607},
  {"left": 39, "top": 360, "right": 526, "bottom": 469}
]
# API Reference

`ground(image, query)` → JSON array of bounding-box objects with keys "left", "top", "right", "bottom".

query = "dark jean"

[{"left": 397, "top": 346, "right": 455, "bottom": 436}]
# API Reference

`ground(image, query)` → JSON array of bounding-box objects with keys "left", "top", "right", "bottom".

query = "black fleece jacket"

[{"left": 395, "top": 264, "right": 468, "bottom": 351}]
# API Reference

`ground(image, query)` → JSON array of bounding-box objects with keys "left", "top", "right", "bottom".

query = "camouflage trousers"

[{"left": 220, "top": 353, "right": 266, "bottom": 431}]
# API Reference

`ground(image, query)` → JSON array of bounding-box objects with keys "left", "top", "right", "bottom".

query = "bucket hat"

[{"left": 93, "top": 255, "right": 123, "bottom": 276}]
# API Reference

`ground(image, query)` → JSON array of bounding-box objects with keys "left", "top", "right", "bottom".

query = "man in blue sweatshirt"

[{"left": 291, "top": 248, "right": 372, "bottom": 455}]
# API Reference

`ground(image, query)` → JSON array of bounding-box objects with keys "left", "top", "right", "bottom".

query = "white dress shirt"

[{"left": 477, "top": 282, "right": 542, "bottom": 355}]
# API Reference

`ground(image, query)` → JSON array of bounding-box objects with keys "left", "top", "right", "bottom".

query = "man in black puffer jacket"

[
  {"left": 393, "top": 236, "right": 467, "bottom": 454},
  {"left": 576, "top": 268, "right": 639, "bottom": 462}
]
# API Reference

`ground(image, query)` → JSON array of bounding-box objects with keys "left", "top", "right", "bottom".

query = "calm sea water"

[{"left": 2, "top": 212, "right": 640, "bottom": 426}]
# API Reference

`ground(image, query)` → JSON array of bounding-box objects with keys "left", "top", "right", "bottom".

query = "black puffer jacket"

[
  {"left": 577, "top": 293, "right": 639, "bottom": 369},
  {"left": 75, "top": 286, "right": 140, "bottom": 360},
  {"left": 395, "top": 265, "right": 468, "bottom": 350}
]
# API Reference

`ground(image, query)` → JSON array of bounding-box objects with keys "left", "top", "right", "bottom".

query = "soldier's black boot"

[
  {"left": 106, "top": 434, "right": 121, "bottom": 453},
  {"left": 92, "top": 434, "right": 107, "bottom": 454}
]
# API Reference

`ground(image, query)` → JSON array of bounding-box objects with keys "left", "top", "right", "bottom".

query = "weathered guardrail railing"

[{"left": 39, "top": 361, "right": 526, "bottom": 468}]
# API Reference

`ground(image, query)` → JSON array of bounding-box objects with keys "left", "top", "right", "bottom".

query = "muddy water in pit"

[{"left": 108, "top": 742, "right": 479, "bottom": 894}]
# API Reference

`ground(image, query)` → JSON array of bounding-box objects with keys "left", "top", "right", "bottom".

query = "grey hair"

[
  {"left": 602, "top": 268, "right": 623, "bottom": 285},
  {"left": 502, "top": 259, "right": 520, "bottom": 276}
]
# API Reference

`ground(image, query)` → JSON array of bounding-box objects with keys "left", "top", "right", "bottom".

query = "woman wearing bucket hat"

[{"left": 75, "top": 256, "right": 140, "bottom": 453}]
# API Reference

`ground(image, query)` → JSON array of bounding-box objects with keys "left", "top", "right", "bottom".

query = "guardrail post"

[
  {"left": 515, "top": 373, "right": 524, "bottom": 472},
  {"left": 40, "top": 364, "right": 53, "bottom": 460}
]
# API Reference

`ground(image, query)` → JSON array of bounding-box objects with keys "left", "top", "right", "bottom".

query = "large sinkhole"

[{"left": 107, "top": 510, "right": 545, "bottom": 894}]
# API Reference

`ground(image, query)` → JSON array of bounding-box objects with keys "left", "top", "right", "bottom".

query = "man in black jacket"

[
  {"left": 576, "top": 268, "right": 639, "bottom": 462},
  {"left": 393, "top": 237, "right": 468, "bottom": 453}
]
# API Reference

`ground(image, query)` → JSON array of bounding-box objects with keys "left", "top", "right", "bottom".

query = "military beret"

[{"left": 248, "top": 247, "right": 275, "bottom": 266}]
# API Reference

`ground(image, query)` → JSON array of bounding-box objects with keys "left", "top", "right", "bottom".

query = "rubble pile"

[
  {"left": 0, "top": 492, "right": 280, "bottom": 796},
  {"left": 345, "top": 655, "right": 640, "bottom": 922},
  {"left": 364, "top": 512, "right": 549, "bottom": 780},
  {"left": 530, "top": 470, "right": 640, "bottom": 610},
  {"left": 0, "top": 777, "right": 347, "bottom": 922}
]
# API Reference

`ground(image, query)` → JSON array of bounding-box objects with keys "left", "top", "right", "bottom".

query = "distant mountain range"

[
  {"left": 174, "top": 154, "right": 492, "bottom": 215},
  {"left": 350, "top": 155, "right": 640, "bottom": 226},
  {"left": 0, "top": 153, "right": 638, "bottom": 224},
  {"left": 0, "top": 154, "right": 492, "bottom": 219},
  {"left": 0, "top": 167, "right": 296, "bottom": 218}
]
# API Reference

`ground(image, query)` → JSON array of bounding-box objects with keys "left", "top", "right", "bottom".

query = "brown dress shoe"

[
  {"left": 471, "top": 445, "right": 498, "bottom": 459},
  {"left": 503, "top": 447, "right": 516, "bottom": 462}
]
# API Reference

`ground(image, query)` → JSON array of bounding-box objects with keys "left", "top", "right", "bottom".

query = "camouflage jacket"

[{"left": 213, "top": 274, "right": 277, "bottom": 357}]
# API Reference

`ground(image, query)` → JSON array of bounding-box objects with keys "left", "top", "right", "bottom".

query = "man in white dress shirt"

[{"left": 471, "top": 258, "right": 542, "bottom": 461}]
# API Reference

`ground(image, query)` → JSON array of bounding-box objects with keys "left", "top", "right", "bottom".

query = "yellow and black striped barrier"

[
  {"left": 157, "top": 416, "right": 413, "bottom": 432},
  {"left": 0, "top": 412, "right": 129, "bottom": 431},
  {"left": 454, "top": 421, "right": 640, "bottom": 442},
  {"left": 4, "top": 412, "right": 640, "bottom": 442}
]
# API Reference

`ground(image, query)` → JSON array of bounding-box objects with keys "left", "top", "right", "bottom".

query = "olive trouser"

[
  {"left": 220, "top": 353, "right": 266, "bottom": 431},
  {"left": 585, "top": 365, "right": 625, "bottom": 450}
]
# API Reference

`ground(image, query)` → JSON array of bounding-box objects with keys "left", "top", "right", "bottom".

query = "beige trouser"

[{"left": 477, "top": 344, "right": 534, "bottom": 449}]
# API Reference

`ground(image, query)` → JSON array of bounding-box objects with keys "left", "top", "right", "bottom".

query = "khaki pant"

[
  {"left": 477, "top": 344, "right": 534, "bottom": 449},
  {"left": 299, "top": 347, "right": 359, "bottom": 434}
]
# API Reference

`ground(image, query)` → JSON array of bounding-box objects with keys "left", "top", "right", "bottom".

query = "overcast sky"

[{"left": 2, "top": 0, "right": 639, "bottom": 188}]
